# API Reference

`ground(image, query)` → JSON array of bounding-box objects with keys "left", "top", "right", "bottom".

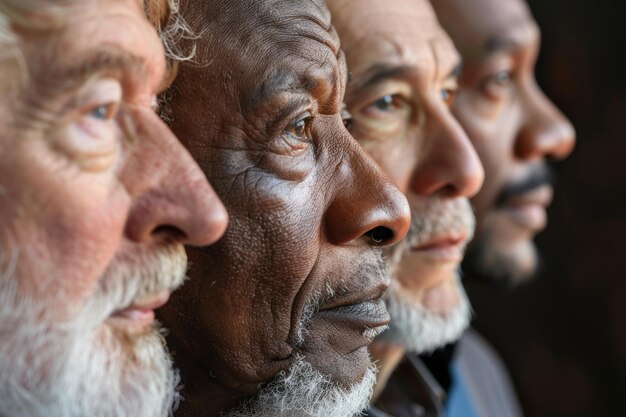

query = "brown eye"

[
  {"left": 285, "top": 112, "right": 313, "bottom": 141},
  {"left": 493, "top": 70, "right": 512, "bottom": 86},
  {"left": 341, "top": 107, "right": 353, "bottom": 131},
  {"left": 441, "top": 88, "right": 457, "bottom": 107}
]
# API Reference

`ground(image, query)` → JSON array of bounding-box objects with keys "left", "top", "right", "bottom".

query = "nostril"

[
  {"left": 153, "top": 225, "right": 187, "bottom": 243},
  {"left": 367, "top": 226, "right": 394, "bottom": 245}
]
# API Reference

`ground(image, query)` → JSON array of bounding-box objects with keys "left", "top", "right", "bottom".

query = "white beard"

[
  {"left": 0, "top": 245, "right": 186, "bottom": 417},
  {"left": 226, "top": 355, "right": 377, "bottom": 417},
  {"left": 379, "top": 198, "right": 475, "bottom": 354},
  {"left": 380, "top": 275, "right": 471, "bottom": 354}
]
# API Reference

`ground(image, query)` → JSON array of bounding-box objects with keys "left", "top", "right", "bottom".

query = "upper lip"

[
  {"left": 412, "top": 233, "right": 468, "bottom": 251},
  {"left": 111, "top": 291, "right": 171, "bottom": 316},
  {"left": 502, "top": 185, "right": 553, "bottom": 209}
]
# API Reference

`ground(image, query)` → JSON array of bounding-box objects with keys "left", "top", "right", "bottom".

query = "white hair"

[
  {"left": 0, "top": 244, "right": 187, "bottom": 417},
  {"left": 226, "top": 355, "right": 377, "bottom": 417},
  {"left": 380, "top": 275, "right": 472, "bottom": 354},
  {"left": 380, "top": 197, "right": 475, "bottom": 353}
]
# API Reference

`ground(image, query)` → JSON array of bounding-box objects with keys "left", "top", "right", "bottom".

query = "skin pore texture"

[
  {"left": 328, "top": 0, "right": 484, "bottom": 402},
  {"left": 431, "top": 0, "right": 576, "bottom": 285},
  {"left": 157, "top": 1, "right": 411, "bottom": 416},
  {"left": 0, "top": 1, "right": 227, "bottom": 416}
]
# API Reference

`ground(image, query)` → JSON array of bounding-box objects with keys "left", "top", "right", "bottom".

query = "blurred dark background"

[{"left": 466, "top": 0, "right": 626, "bottom": 416}]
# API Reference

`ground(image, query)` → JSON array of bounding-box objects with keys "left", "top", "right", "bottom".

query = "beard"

[
  {"left": 379, "top": 276, "right": 471, "bottom": 354},
  {"left": 225, "top": 354, "right": 377, "bottom": 417},
  {"left": 0, "top": 244, "right": 187, "bottom": 417},
  {"left": 462, "top": 231, "right": 540, "bottom": 287},
  {"left": 381, "top": 197, "right": 475, "bottom": 354}
]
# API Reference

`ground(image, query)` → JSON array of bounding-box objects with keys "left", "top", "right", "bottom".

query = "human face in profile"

[
  {"left": 157, "top": 0, "right": 411, "bottom": 415},
  {"left": 0, "top": 1, "right": 227, "bottom": 416},
  {"left": 432, "top": 0, "right": 576, "bottom": 284}
]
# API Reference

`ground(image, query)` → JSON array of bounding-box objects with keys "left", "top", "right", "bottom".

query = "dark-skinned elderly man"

[{"left": 157, "top": 0, "right": 411, "bottom": 416}]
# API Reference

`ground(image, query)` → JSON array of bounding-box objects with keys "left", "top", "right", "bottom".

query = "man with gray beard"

[
  {"left": 327, "top": 0, "right": 484, "bottom": 415},
  {"left": 0, "top": 1, "right": 228, "bottom": 416},
  {"left": 156, "top": 0, "right": 411, "bottom": 416}
]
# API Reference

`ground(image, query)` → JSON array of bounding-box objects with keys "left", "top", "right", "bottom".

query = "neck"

[{"left": 369, "top": 340, "right": 406, "bottom": 402}]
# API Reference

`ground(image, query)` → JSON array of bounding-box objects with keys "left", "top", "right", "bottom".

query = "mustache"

[
  {"left": 91, "top": 244, "right": 188, "bottom": 319},
  {"left": 495, "top": 164, "right": 555, "bottom": 207},
  {"left": 385, "top": 198, "right": 476, "bottom": 271}
]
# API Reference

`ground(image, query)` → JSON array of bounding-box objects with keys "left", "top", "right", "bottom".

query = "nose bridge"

[
  {"left": 124, "top": 108, "right": 228, "bottom": 247},
  {"left": 516, "top": 81, "right": 577, "bottom": 161},
  {"left": 324, "top": 135, "right": 410, "bottom": 247},
  {"left": 410, "top": 104, "right": 484, "bottom": 198}
]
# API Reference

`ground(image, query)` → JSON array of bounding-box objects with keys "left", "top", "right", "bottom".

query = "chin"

[
  {"left": 380, "top": 275, "right": 472, "bottom": 354},
  {"left": 225, "top": 354, "right": 376, "bottom": 417},
  {"left": 463, "top": 234, "right": 540, "bottom": 287}
]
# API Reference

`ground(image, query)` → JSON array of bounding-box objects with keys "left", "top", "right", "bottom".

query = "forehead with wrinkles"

[
  {"left": 329, "top": 0, "right": 458, "bottom": 88},
  {"left": 180, "top": 0, "right": 343, "bottom": 114}
]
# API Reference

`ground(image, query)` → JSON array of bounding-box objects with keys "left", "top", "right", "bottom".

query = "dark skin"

[
  {"left": 157, "top": 1, "right": 411, "bottom": 415},
  {"left": 432, "top": 0, "right": 576, "bottom": 284}
]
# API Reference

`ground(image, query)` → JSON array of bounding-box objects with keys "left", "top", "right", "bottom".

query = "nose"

[
  {"left": 515, "top": 84, "right": 576, "bottom": 161},
  {"left": 124, "top": 108, "right": 228, "bottom": 247},
  {"left": 325, "top": 133, "right": 410, "bottom": 247},
  {"left": 409, "top": 105, "right": 484, "bottom": 198}
]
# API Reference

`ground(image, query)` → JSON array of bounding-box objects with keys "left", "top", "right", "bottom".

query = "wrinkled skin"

[
  {"left": 432, "top": 0, "right": 576, "bottom": 285},
  {"left": 0, "top": 0, "right": 227, "bottom": 414},
  {"left": 328, "top": 0, "right": 483, "bottom": 319},
  {"left": 328, "top": 0, "right": 484, "bottom": 401},
  {"left": 157, "top": 0, "right": 411, "bottom": 415}
]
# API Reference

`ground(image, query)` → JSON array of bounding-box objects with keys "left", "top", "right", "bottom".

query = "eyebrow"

[
  {"left": 42, "top": 48, "right": 153, "bottom": 93},
  {"left": 351, "top": 64, "right": 414, "bottom": 91},
  {"left": 484, "top": 36, "right": 522, "bottom": 55}
]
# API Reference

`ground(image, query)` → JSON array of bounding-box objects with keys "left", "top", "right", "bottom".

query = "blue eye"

[{"left": 88, "top": 105, "right": 112, "bottom": 121}]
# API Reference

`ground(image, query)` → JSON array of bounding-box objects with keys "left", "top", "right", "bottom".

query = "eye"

[
  {"left": 482, "top": 69, "right": 513, "bottom": 99},
  {"left": 341, "top": 107, "right": 353, "bottom": 131},
  {"left": 492, "top": 70, "right": 512, "bottom": 86},
  {"left": 441, "top": 87, "right": 457, "bottom": 107},
  {"left": 370, "top": 94, "right": 400, "bottom": 112},
  {"left": 87, "top": 102, "right": 118, "bottom": 122},
  {"left": 284, "top": 112, "right": 313, "bottom": 141}
]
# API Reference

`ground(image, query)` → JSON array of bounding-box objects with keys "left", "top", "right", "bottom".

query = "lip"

[
  {"left": 411, "top": 233, "right": 467, "bottom": 263},
  {"left": 318, "top": 277, "right": 391, "bottom": 330},
  {"left": 501, "top": 185, "right": 553, "bottom": 231},
  {"left": 108, "top": 291, "right": 171, "bottom": 331},
  {"left": 321, "top": 297, "right": 391, "bottom": 328}
]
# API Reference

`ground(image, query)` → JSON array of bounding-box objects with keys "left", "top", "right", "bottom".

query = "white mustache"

[
  {"left": 87, "top": 244, "right": 188, "bottom": 324},
  {"left": 385, "top": 198, "right": 476, "bottom": 271}
]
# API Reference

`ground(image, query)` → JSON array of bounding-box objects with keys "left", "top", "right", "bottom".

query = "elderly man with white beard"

[
  {"left": 0, "top": 1, "right": 228, "bottom": 416},
  {"left": 327, "top": 0, "right": 484, "bottom": 415}
]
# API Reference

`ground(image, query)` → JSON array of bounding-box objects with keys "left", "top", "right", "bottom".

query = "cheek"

[
  {"left": 455, "top": 107, "right": 511, "bottom": 216},
  {"left": 0, "top": 148, "right": 129, "bottom": 308}
]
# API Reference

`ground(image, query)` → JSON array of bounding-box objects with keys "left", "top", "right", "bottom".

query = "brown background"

[{"left": 466, "top": 0, "right": 626, "bottom": 416}]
